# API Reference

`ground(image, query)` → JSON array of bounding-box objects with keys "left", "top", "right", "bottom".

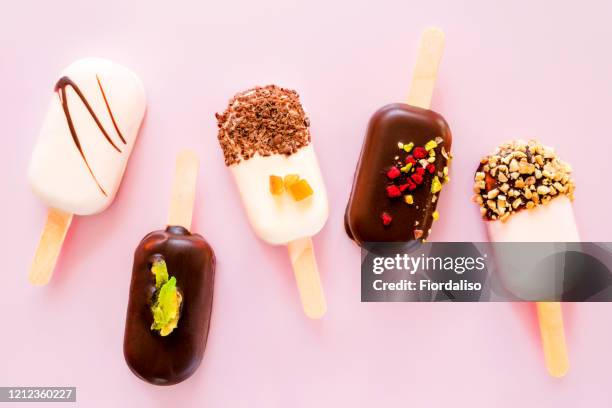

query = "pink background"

[{"left": 2, "top": 0, "right": 612, "bottom": 406}]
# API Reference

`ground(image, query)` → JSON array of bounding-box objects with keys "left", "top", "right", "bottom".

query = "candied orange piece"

[
  {"left": 289, "top": 179, "right": 314, "bottom": 201},
  {"left": 283, "top": 174, "right": 300, "bottom": 189},
  {"left": 269, "top": 175, "right": 284, "bottom": 195}
]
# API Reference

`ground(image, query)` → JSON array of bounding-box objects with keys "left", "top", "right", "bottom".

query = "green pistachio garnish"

[
  {"left": 431, "top": 176, "right": 442, "bottom": 194},
  {"left": 151, "top": 258, "right": 169, "bottom": 289},
  {"left": 443, "top": 166, "right": 450, "bottom": 183},
  {"left": 425, "top": 140, "right": 438, "bottom": 151},
  {"left": 150, "top": 257, "right": 181, "bottom": 336},
  {"left": 403, "top": 142, "right": 414, "bottom": 153},
  {"left": 400, "top": 163, "right": 413, "bottom": 173}
]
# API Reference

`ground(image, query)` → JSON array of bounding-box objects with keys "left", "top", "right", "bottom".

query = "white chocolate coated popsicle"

[
  {"left": 28, "top": 58, "right": 145, "bottom": 286},
  {"left": 230, "top": 145, "right": 328, "bottom": 245},
  {"left": 28, "top": 57, "right": 146, "bottom": 215},
  {"left": 487, "top": 195, "right": 576, "bottom": 378},
  {"left": 474, "top": 139, "right": 576, "bottom": 378},
  {"left": 217, "top": 85, "right": 328, "bottom": 318},
  {"left": 488, "top": 195, "right": 579, "bottom": 242}
]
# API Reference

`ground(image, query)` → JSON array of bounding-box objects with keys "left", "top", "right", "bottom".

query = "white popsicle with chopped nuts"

[{"left": 473, "top": 139, "right": 576, "bottom": 378}]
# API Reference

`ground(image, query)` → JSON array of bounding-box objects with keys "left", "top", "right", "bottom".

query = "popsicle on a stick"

[
  {"left": 345, "top": 28, "right": 452, "bottom": 245},
  {"left": 28, "top": 57, "right": 146, "bottom": 285},
  {"left": 216, "top": 85, "right": 328, "bottom": 318},
  {"left": 124, "top": 150, "right": 216, "bottom": 386},
  {"left": 473, "top": 139, "right": 576, "bottom": 377}
]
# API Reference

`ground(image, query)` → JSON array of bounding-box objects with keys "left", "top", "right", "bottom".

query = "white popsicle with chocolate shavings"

[{"left": 216, "top": 85, "right": 328, "bottom": 319}]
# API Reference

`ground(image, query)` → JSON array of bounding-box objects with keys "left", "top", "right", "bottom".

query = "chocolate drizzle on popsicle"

[{"left": 55, "top": 75, "right": 126, "bottom": 196}]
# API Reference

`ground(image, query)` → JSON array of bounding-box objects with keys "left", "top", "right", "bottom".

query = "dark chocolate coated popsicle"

[
  {"left": 345, "top": 103, "right": 452, "bottom": 245},
  {"left": 124, "top": 225, "right": 215, "bottom": 385},
  {"left": 345, "top": 28, "right": 451, "bottom": 246},
  {"left": 123, "top": 150, "right": 214, "bottom": 386}
]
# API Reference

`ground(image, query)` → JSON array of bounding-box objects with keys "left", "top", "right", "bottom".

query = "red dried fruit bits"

[
  {"left": 405, "top": 155, "right": 416, "bottom": 165},
  {"left": 381, "top": 212, "right": 393, "bottom": 226},
  {"left": 413, "top": 147, "right": 427, "bottom": 159},
  {"left": 411, "top": 173, "right": 423, "bottom": 185},
  {"left": 426, "top": 163, "right": 436, "bottom": 174},
  {"left": 386, "top": 185, "right": 401, "bottom": 198},
  {"left": 415, "top": 167, "right": 426, "bottom": 176},
  {"left": 399, "top": 183, "right": 410, "bottom": 192},
  {"left": 386, "top": 166, "right": 400, "bottom": 179}
]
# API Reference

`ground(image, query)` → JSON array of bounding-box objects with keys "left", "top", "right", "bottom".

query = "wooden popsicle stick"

[
  {"left": 406, "top": 27, "right": 446, "bottom": 110},
  {"left": 29, "top": 208, "right": 73, "bottom": 286},
  {"left": 167, "top": 150, "right": 200, "bottom": 231},
  {"left": 536, "top": 302, "right": 569, "bottom": 377},
  {"left": 287, "top": 237, "right": 327, "bottom": 319}
]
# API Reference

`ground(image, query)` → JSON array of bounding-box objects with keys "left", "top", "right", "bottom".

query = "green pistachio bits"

[
  {"left": 151, "top": 277, "right": 182, "bottom": 336},
  {"left": 151, "top": 258, "right": 169, "bottom": 289}
]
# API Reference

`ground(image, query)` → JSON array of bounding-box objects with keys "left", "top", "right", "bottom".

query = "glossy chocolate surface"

[
  {"left": 345, "top": 103, "right": 452, "bottom": 246},
  {"left": 124, "top": 225, "right": 215, "bottom": 385}
]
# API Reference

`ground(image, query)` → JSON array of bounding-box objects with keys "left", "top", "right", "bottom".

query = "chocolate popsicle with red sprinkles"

[
  {"left": 345, "top": 28, "right": 452, "bottom": 245},
  {"left": 345, "top": 105, "right": 452, "bottom": 244}
]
